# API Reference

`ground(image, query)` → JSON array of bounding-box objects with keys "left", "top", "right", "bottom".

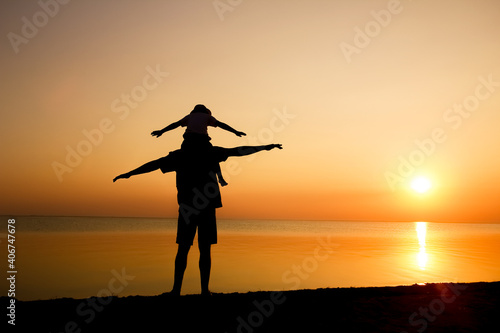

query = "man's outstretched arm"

[
  {"left": 113, "top": 158, "right": 164, "bottom": 182},
  {"left": 224, "top": 144, "right": 282, "bottom": 158}
]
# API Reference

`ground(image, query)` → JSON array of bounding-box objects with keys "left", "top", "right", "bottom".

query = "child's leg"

[{"left": 215, "top": 163, "right": 228, "bottom": 186}]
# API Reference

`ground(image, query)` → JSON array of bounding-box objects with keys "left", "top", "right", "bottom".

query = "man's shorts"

[{"left": 176, "top": 207, "right": 217, "bottom": 246}]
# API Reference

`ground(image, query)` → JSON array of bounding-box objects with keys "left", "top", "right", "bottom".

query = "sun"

[{"left": 411, "top": 177, "right": 432, "bottom": 194}]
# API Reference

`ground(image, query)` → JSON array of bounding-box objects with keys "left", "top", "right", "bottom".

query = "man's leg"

[
  {"left": 171, "top": 243, "right": 191, "bottom": 296},
  {"left": 198, "top": 242, "right": 212, "bottom": 295}
]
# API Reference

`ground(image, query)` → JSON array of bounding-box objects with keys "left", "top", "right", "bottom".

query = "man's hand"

[
  {"left": 113, "top": 173, "right": 130, "bottom": 182},
  {"left": 235, "top": 131, "right": 246, "bottom": 137},
  {"left": 151, "top": 130, "right": 163, "bottom": 138},
  {"left": 266, "top": 144, "right": 283, "bottom": 150}
]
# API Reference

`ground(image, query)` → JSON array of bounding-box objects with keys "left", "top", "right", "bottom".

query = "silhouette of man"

[{"left": 113, "top": 144, "right": 282, "bottom": 296}]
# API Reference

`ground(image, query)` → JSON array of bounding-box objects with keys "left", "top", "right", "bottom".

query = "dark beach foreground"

[{"left": 7, "top": 281, "right": 500, "bottom": 333}]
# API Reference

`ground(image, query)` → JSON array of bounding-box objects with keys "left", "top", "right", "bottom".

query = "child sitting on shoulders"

[{"left": 151, "top": 104, "right": 246, "bottom": 186}]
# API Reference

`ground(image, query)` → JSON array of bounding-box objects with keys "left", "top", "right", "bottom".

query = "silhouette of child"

[{"left": 151, "top": 104, "right": 246, "bottom": 186}]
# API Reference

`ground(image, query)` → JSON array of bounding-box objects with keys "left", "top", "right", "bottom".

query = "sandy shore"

[{"left": 8, "top": 281, "right": 500, "bottom": 332}]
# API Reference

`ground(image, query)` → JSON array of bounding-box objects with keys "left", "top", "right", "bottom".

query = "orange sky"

[{"left": 1, "top": 0, "right": 499, "bottom": 222}]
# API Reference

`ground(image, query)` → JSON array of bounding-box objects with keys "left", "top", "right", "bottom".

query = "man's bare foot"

[
  {"left": 201, "top": 290, "right": 212, "bottom": 297},
  {"left": 161, "top": 289, "right": 180, "bottom": 297}
]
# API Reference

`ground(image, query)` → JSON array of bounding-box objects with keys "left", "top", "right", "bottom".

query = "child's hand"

[
  {"left": 236, "top": 131, "right": 246, "bottom": 137},
  {"left": 151, "top": 130, "right": 163, "bottom": 138}
]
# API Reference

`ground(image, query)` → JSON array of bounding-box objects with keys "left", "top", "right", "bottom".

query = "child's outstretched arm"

[
  {"left": 216, "top": 120, "right": 246, "bottom": 137},
  {"left": 151, "top": 120, "right": 182, "bottom": 138}
]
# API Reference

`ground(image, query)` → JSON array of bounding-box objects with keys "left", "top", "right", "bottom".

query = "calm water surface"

[{"left": 1, "top": 216, "right": 499, "bottom": 300}]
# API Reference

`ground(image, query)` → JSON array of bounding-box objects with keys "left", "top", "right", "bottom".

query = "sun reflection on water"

[{"left": 416, "top": 222, "right": 428, "bottom": 270}]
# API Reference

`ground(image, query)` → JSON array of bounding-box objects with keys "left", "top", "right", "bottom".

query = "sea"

[{"left": 1, "top": 216, "right": 499, "bottom": 301}]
